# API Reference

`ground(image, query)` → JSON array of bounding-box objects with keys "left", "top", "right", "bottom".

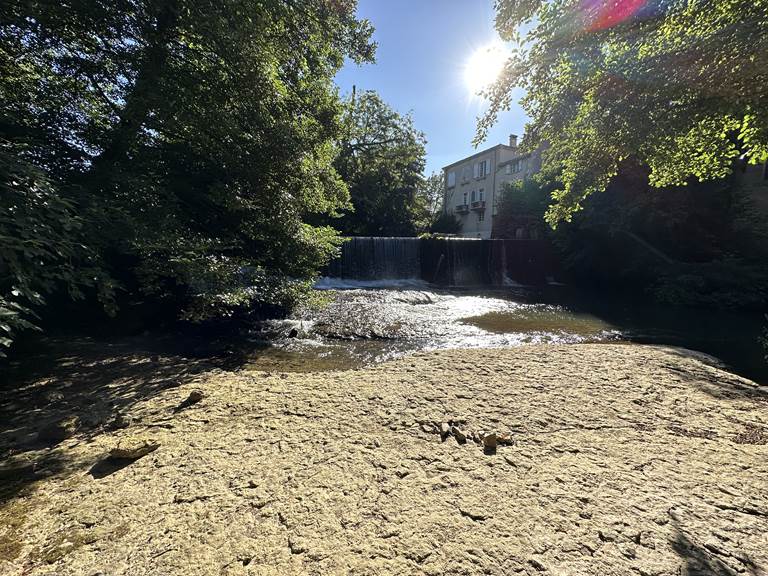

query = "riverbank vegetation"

[
  {"left": 1, "top": 1, "right": 379, "bottom": 353},
  {"left": 494, "top": 168, "right": 768, "bottom": 313},
  {"left": 484, "top": 0, "right": 768, "bottom": 355}
]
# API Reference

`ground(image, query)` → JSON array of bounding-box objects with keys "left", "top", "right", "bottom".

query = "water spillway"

[{"left": 325, "top": 236, "right": 555, "bottom": 286}]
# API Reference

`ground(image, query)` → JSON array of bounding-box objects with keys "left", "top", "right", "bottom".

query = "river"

[{"left": 245, "top": 279, "right": 767, "bottom": 384}]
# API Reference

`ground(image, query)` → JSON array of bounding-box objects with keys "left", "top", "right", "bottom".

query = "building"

[{"left": 442, "top": 135, "right": 543, "bottom": 238}]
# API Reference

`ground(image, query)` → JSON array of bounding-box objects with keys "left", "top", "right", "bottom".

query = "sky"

[{"left": 334, "top": 0, "right": 529, "bottom": 176}]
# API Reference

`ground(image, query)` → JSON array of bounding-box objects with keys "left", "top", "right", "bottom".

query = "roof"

[{"left": 441, "top": 144, "right": 513, "bottom": 171}]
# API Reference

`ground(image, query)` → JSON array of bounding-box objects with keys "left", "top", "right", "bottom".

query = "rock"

[
  {"left": 111, "top": 413, "right": 132, "bottom": 429},
  {"left": 0, "top": 459, "right": 36, "bottom": 481},
  {"left": 497, "top": 433, "right": 513, "bottom": 445},
  {"left": 420, "top": 423, "right": 435, "bottom": 434},
  {"left": 37, "top": 415, "right": 80, "bottom": 443},
  {"left": 451, "top": 426, "right": 467, "bottom": 444},
  {"left": 44, "top": 390, "right": 65, "bottom": 404},
  {"left": 109, "top": 438, "right": 160, "bottom": 460},
  {"left": 440, "top": 422, "right": 450, "bottom": 441},
  {"left": 187, "top": 390, "right": 204, "bottom": 403},
  {"left": 482, "top": 432, "right": 498, "bottom": 454}
]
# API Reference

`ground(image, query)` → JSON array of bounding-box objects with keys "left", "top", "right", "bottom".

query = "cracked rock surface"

[{"left": 1, "top": 344, "right": 767, "bottom": 575}]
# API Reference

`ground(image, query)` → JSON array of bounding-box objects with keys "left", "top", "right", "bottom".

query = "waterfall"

[
  {"left": 326, "top": 237, "right": 421, "bottom": 280},
  {"left": 325, "top": 237, "right": 553, "bottom": 286}
]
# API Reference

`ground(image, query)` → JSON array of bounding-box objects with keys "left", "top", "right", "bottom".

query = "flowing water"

[
  {"left": 244, "top": 280, "right": 767, "bottom": 383},
  {"left": 243, "top": 237, "right": 766, "bottom": 381}
]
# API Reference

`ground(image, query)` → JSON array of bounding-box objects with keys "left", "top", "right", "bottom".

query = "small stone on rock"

[
  {"left": 482, "top": 432, "right": 498, "bottom": 454},
  {"left": 452, "top": 426, "right": 467, "bottom": 444},
  {"left": 111, "top": 413, "right": 132, "bottom": 429},
  {"left": 109, "top": 438, "right": 160, "bottom": 460},
  {"left": 440, "top": 422, "right": 451, "bottom": 440},
  {"left": 497, "top": 433, "right": 513, "bottom": 445}
]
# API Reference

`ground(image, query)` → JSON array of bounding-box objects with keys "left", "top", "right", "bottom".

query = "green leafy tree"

[
  {"left": 0, "top": 0, "right": 374, "bottom": 341},
  {"left": 480, "top": 0, "right": 768, "bottom": 226},
  {"left": 0, "top": 142, "right": 114, "bottom": 356},
  {"left": 335, "top": 90, "right": 427, "bottom": 236},
  {"left": 492, "top": 177, "right": 552, "bottom": 238},
  {"left": 417, "top": 172, "right": 445, "bottom": 231}
]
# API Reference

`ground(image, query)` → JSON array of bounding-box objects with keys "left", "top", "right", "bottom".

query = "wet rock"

[
  {"left": 109, "top": 438, "right": 160, "bottom": 460},
  {"left": 37, "top": 415, "right": 80, "bottom": 443},
  {"left": 44, "top": 390, "right": 65, "bottom": 404}
]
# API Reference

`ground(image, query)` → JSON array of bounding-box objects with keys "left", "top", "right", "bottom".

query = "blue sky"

[{"left": 334, "top": 0, "right": 529, "bottom": 176}]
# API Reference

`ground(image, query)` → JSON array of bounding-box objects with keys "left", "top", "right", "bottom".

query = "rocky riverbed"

[{"left": 1, "top": 343, "right": 767, "bottom": 575}]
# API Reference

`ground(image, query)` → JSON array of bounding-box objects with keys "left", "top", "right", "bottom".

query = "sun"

[{"left": 463, "top": 41, "right": 509, "bottom": 95}]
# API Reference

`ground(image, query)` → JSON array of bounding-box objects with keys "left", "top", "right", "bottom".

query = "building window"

[
  {"left": 474, "top": 159, "right": 489, "bottom": 179},
  {"left": 447, "top": 171, "right": 456, "bottom": 188},
  {"left": 478, "top": 210, "right": 485, "bottom": 222},
  {"left": 479, "top": 189, "right": 484, "bottom": 202},
  {"left": 505, "top": 164, "right": 511, "bottom": 175},
  {"left": 463, "top": 192, "right": 467, "bottom": 205},
  {"left": 471, "top": 190, "right": 476, "bottom": 202}
]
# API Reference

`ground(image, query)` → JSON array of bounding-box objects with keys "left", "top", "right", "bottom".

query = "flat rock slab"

[{"left": 1, "top": 344, "right": 767, "bottom": 576}]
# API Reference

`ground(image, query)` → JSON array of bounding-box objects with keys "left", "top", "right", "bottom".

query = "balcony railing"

[
  {"left": 470, "top": 200, "right": 486, "bottom": 211},
  {"left": 455, "top": 204, "right": 469, "bottom": 214}
]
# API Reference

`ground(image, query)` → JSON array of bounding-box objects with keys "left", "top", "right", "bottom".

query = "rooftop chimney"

[{"left": 509, "top": 134, "right": 518, "bottom": 148}]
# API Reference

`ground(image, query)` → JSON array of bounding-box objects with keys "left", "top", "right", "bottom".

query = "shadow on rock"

[
  {"left": 671, "top": 524, "right": 760, "bottom": 576},
  {"left": 88, "top": 458, "right": 136, "bottom": 480}
]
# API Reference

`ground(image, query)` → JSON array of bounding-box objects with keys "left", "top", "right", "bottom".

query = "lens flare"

[{"left": 580, "top": 0, "right": 648, "bottom": 31}]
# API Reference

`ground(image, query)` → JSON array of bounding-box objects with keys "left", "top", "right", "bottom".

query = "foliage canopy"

[
  {"left": 480, "top": 0, "right": 768, "bottom": 226},
  {"left": 0, "top": 0, "right": 374, "bottom": 346},
  {"left": 335, "top": 90, "right": 427, "bottom": 236}
]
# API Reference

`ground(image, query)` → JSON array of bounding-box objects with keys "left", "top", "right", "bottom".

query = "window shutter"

[{"left": 473, "top": 163, "right": 478, "bottom": 179}]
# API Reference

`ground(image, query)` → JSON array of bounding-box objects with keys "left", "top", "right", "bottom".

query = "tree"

[
  {"left": 418, "top": 172, "right": 445, "bottom": 230},
  {"left": 492, "top": 178, "right": 552, "bottom": 238},
  {"left": 480, "top": 0, "right": 768, "bottom": 226},
  {"left": 335, "top": 90, "right": 427, "bottom": 236},
  {"left": 0, "top": 0, "right": 374, "bottom": 342}
]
